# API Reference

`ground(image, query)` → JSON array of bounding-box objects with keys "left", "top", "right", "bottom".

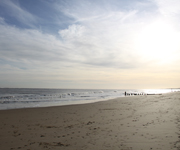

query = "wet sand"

[{"left": 0, "top": 92, "right": 180, "bottom": 150}]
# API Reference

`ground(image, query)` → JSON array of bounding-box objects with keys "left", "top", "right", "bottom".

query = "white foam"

[{"left": 0, "top": 88, "right": 178, "bottom": 110}]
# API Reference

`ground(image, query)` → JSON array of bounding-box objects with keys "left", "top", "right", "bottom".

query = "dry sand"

[{"left": 0, "top": 92, "right": 180, "bottom": 150}]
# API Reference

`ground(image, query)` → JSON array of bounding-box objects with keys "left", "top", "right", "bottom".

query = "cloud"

[
  {"left": 0, "top": 23, "right": 66, "bottom": 68},
  {"left": 0, "top": 17, "right": 5, "bottom": 24},
  {"left": 56, "top": 8, "right": 151, "bottom": 68},
  {"left": 0, "top": 0, "right": 180, "bottom": 88},
  {"left": 1, "top": 0, "right": 179, "bottom": 71},
  {"left": 59, "top": 24, "right": 85, "bottom": 40},
  {"left": 154, "top": 0, "right": 180, "bottom": 16},
  {"left": 0, "top": 0, "right": 37, "bottom": 28}
]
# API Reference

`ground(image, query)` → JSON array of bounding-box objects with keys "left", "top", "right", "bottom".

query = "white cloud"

[
  {"left": 1, "top": 0, "right": 180, "bottom": 69},
  {"left": 0, "top": 17, "right": 5, "bottom": 24},
  {"left": 154, "top": 0, "right": 180, "bottom": 16},
  {"left": 56, "top": 8, "right": 153, "bottom": 68},
  {"left": 0, "top": 0, "right": 37, "bottom": 27},
  {"left": 1, "top": 0, "right": 179, "bottom": 71},
  {"left": 1, "top": 0, "right": 180, "bottom": 88},
  {"left": 59, "top": 24, "right": 85, "bottom": 40},
  {"left": 0, "top": 24, "right": 67, "bottom": 67}
]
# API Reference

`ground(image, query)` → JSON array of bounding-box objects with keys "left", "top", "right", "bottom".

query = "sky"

[{"left": 0, "top": 0, "right": 180, "bottom": 89}]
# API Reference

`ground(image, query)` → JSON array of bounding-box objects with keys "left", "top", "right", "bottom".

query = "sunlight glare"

[{"left": 135, "top": 21, "right": 179, "bottom": 64}]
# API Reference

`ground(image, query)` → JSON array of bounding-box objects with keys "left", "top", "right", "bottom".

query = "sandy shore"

[{"left": 0, "top": 92, "right": 180, "bottom": 150}]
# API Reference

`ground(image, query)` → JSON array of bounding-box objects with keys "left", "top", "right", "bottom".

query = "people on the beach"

[{"left": 125, "top": 91, "right": 126, "bottom": 96}]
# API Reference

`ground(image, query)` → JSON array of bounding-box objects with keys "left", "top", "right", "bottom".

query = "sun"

[{"left": 135, "top": 21, "right": 179, "bottom": 64}]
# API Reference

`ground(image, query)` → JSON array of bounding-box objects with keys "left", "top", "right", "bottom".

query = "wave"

[{"left": 0, "top": 88, "right": 179, "bottom": 110}]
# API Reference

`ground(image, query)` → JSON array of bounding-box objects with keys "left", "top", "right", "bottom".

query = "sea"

[{"left": 0, "top": 88, "right": 179, "bottom": 110}]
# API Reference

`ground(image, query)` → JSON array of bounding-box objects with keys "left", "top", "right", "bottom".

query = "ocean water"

[{"left": 0, "top": 88, "right": 178, "bottom": 110}]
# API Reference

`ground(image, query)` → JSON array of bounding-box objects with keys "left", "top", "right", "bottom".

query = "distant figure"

[{"left": 125, "top": 91, "right": 127, "bottom": 96}]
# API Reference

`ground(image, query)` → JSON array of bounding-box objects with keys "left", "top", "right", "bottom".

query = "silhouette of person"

[{"left": 125, "top": 91, "right": 126, "bottom": 96}]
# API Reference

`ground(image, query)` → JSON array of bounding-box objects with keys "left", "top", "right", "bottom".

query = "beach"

[{"left": 0, "top": 92, "right": 180, "bottom": 150}]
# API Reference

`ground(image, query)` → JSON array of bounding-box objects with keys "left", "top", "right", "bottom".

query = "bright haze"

[{"left": 0, "top": 0, "right": 180, "bottom": 89}]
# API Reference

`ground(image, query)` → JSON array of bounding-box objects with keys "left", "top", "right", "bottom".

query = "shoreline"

[
  {"left": 0, "top": 95, "right": 122, "bottom": 111},
  {"left": 0, "top": 92, "right": 180, "bottom": 150},
  {"left": 0, "top": 91, "right": 175, "bottom": 111},
  {"left": 1, "top": 88, "right": 178, "bottom": 111}
]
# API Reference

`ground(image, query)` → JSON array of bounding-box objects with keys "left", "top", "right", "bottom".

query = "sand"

[{"left": 0, "top": 92, "right": 180, "bottom": 150}]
